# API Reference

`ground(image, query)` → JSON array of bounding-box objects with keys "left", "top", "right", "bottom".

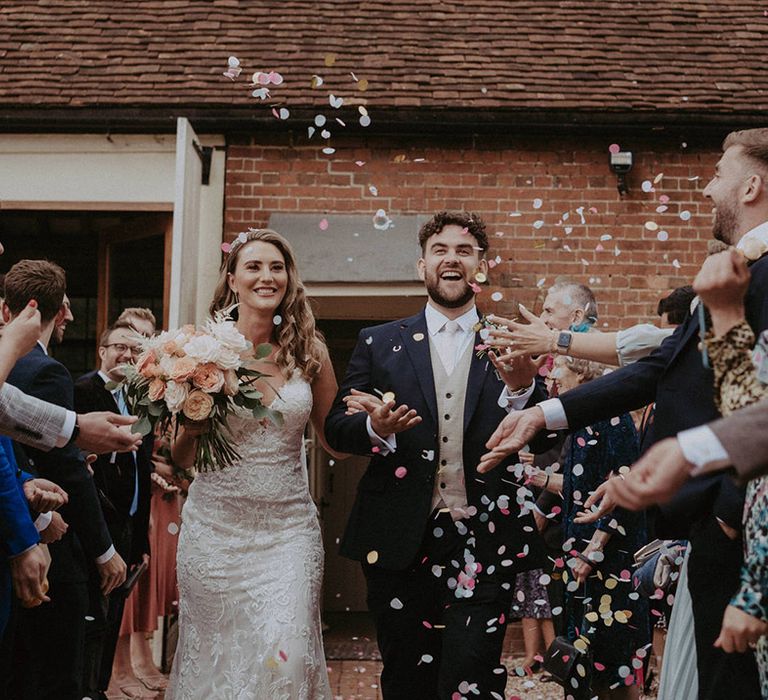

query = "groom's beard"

[
  {"left": 712, "top": 199, "right": 740, "bottom": 245},
  {"left": 424, "top": 271, "right": 475, "bottom": 309}
]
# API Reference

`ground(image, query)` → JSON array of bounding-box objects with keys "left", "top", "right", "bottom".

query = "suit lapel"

[
  {"left": 400, "top": 311, "right": 438, "bottom": 424},
  {"left": 93, "top": 372, "right": 120, "bottom": 413},
  {"left": 463, "top": 332, "right": 489, "bottom": 431},
  {"left": 668, "top": 308, "right": 701, "bottom": 368}
]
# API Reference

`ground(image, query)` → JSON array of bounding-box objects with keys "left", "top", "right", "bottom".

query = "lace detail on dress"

[{"left": 166, "top": 373, "right": 331, "bottom": 700}]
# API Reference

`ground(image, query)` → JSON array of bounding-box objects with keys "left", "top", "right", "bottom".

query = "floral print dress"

[{"left": 706, "top": 321, "right": 768, "bottom": 695}]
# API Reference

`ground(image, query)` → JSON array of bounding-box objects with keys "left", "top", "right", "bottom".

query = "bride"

[{"left": 166, "top": 229, "right": 342, "bottom": 699}]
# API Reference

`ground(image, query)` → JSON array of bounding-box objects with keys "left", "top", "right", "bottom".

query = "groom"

[{"left": 326, "top": 211, "right": 548, "bottom": 699}]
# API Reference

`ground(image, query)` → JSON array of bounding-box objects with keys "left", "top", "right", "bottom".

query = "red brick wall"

[{"left": 224, "top": 131, "right": 720, "bottom": 328}]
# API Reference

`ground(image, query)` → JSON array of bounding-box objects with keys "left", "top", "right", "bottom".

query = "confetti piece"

[
  {"left": 221, "top": 242, "right": 231, "bottom": 253},
  {"left": 329, "top": 94, "right": 344, "bottom": 108},
  {"left": 322, "top": 147, "right": 336, "bottom": 155},
  {"left": 491, "top": 292, "right": 503, "bottom": 302},
  {"left": 413, "top": 332, "right": 424, "bottom": 341},
  {"left": 273, "top": 315, "right": 282, "bottom": 325},
  {"left": 368, "top": 185, "right": 378, "bottom": 196},
  {"left": 373, "top": 209, "right": 392, "bottom": 230},
  {"left": 311, "top": 74, "right": 324, "bottom": 88},
  {"left": 679, "top": 210, "right": 692, "bottom": 221},
  {"left": 318, "top": 218, "right": 329, "bottom": 231},
  {"left": 474, "top": 272, "right": 487, "bottom": 284},
  {"left": 533, "top": 198, "right": 543, "bottom": 209},
  {"left": 641, "top": 180, "right": 654, "bottom": 193},
  {"left": 358, "top": 78, "right": 369, "bottom": 91},
  {"left": 672, "top": 259, "right": 681, "bottom": 269},
  {"left": 324, "top": 53, "right": 336, "bottom": 67},
  {"left": 366, "top": 550, "right": 379, "bottom": 564},
  {"left": 654, "top": 172, "right": 664, "bottom": 184},
  {"left": 390, "top": 598, "right": 404, "bottom": 610},
  {"left": 278, "top": 650, "right": 288, "bottom": 662},
  {"left": 419, "top": 654, "right": 433, "bottom": 664},
  {"left": 395, "top": 466, "right": 407, "bottom": 479},
  {"left": 382, "top": 391, "right": 395, "bottom": 403},
  {"left": 167, "top": 522, "right": 179, "bottom": 535},
  {"left": 644, "top": 221, "right": 659, "bottom": 231},
  {"left": 533, "top": 220, "right": 544, "bottom": 229},
  {"left": 314, "top": 114, "right": 327, "bottom": 127},
  {"left": 608, "top": 143, "right": 621, "bottom": 154},
  {"left": 657, "top": 230, "right": 669, "bottom": 241}
]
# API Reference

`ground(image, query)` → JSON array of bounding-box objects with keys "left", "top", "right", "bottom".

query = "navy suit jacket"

[
  {"left": 558, "top": 253, "right": 768, "bottom": 538},
  {"left": 325, "top": 309, "right": 548, "bottom": 574},
  {"left": 74, "top": 371, "right": 152, "bottom": 566},
  {"left": 8, "top": 345, "right": 113, "bottom": 584}
]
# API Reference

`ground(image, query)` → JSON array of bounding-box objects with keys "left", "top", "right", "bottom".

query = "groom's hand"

[
  {"left": 370, "top": 399, "right": 422, "bottom": 436},
  {"left": 477, "top": 406, "right": 545, "bottom": 473}
]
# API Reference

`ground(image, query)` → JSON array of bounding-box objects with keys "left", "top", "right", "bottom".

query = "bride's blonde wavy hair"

[{"left": 209, "top": 229, "right": 324, "bottom": 381}]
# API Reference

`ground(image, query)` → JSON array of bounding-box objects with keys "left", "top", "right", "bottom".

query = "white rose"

[
  {"left": 183, "top": 335, "right": 223, "bottom": 365},
  {"left": 209, "top": 319, "right": 251, "bottom": 355},
  {"left": 158, "top": 354, "right": 177, "bottom": 379},
  {"left": 164, "top": 380, "right": 189, "bottom": 413}
]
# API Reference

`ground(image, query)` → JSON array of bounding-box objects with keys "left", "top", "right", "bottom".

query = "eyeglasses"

[{"left": 102, "top": 343, "right": 141, "bottom": 357}]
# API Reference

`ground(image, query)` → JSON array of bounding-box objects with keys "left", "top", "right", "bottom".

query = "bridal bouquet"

[{"left": 117, "top": 313, "right": 281, "bottom": 472}]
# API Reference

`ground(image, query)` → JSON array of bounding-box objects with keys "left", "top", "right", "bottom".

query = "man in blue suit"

[
  {"left": 479, "top": 128, "right": 768, "bottom": 699},
  {"left": 2, "top": 259, "right": 126, "bottom": 700},
  {"left": 326, "top": 211, "right": 548, "bottom": 699}
]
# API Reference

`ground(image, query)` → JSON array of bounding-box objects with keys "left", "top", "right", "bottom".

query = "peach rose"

[
  {"left": 162, "top": 340, "right": 180, "bottom": 356},
  {"left": 183, "top": 390, "right": 214, "bottom": 421},
  {"left": 170, "top": 356, "right": 198, "bottom": 383},
  {"left": 136, "top": 350, "right": 158, "bottom": 379},
  {"left": 191, "top": 363, "right": 225, "bottom": 394},
  {"left": 147, "top": 378, "right": 166, "bottom": 402},
  {"left": 223, "top": 369, "right": 240, "bottom": 396}
]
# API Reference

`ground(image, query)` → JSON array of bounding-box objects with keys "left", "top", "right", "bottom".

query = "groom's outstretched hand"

[
  {"left": 477, "top": 406, "right": 545, "bottom": 473},
  {"left": 343, "top": 389, "right": 422, "bottom": 435}
]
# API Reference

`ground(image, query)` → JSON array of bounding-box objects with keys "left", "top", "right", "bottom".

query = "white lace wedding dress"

[{"left": 166, "top": 372, "right": 332, "bottom": 700}]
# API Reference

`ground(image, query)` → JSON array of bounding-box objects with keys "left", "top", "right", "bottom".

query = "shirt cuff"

[
  {"left": 538, "top": 398, "right": 569, "bottom": 430},
  {"left": 95, "top": 545, "right": 116, "bottom": 565},
  {"left": 34, "top": 512, "right": 52, "bottom": 532},
  {"left": 497, "top": 381, "right": 536, "bottom": 411},
  {"left": 677, "top": 426, "right": 731, "bottom": 476},
  {"left": 55, "top": 410, "right": 77, "bottom": 448},
  {"left": 366, "top": 415, "right": 396, "bottom": 456}
]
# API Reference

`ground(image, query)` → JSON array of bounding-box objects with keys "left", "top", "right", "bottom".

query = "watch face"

[{"left": 557, "top": 331, "right": 572, "bottom": 348}]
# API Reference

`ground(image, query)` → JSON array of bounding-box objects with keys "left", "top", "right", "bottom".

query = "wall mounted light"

[{"left": 609, "top": 150, "right": 633, "bottom": 196}]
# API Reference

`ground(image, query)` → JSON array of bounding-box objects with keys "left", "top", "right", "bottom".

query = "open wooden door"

[{"left": 168, "top": 117, "right": 206, "bottom": 329}]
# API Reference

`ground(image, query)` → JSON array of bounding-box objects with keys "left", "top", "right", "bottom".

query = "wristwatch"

[{"left": 556, "top": 331, "right": 573, "bottom": 355}]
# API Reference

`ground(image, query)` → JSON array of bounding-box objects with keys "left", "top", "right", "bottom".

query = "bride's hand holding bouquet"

[{"left": 114, "top": 311, "right": 282, "bottom": 472}]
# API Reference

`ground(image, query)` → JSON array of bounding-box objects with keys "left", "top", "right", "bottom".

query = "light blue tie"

[{"left": 115, "top": 389, "right": 139, "bottom": 517}]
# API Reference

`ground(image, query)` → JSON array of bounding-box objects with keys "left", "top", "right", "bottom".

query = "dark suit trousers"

[
  {"left": 363, "top": 511, "right": 512, "bottom": 700},
  {"left": 83, "top": 519, "right": 134, "bottom": 695},
  {"left": 5, "top": 577, "right": 89, "bottom": 700},
  {"left": 687, "top": 515, "right": 761, "bottom": 700}
]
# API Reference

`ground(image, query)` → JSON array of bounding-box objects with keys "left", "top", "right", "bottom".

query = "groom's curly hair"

[{"left": 418, "top": 211, "right": 489, "bottom": 255}]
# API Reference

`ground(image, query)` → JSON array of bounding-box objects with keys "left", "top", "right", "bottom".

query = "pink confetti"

[
  {"left": 221, "top": 242, "right": 232, "bottom": 253},
  {"left": 608, "top": 143, "right": 621, "bottom": 154},
  {"left": 659, "top": 194, "right": 670, "bottom": 203},
  {"left": 319, "top": 218, "right": 329, "bottom": 230},
  {"left": 469, "top": 282, "right": 482, "bottom": 294},
  {"left": 422, "top": 620, "right": 432, "bottom": 629},
  {"left": 576, "top": 436, "right": 586, "bottom": 447},
  {"left": 594, "top": 662, "right": 606, "bottom": 671},
  {"left": 371, "top": 446, "right": 380, "bottom": 454},
  {"left": 278, "top": 650, "right": 288, "bottom": 662},
  {"left": 395, "top": 466, "right": 407, "bottom": 479}
]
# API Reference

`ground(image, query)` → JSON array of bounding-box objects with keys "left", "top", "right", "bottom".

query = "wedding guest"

[
  {"left": 479, "top": 127, "right": 768, "bottom": 700},
  {"left": 3, "top": 259, "right": 126, "bottom": 700},
  {"left": 326, "top": 211, "right": 549, "bottom": 698},
  {"left": 489, "top": 285, "right": 694, "bottom": 368},
  {"left": 0, "top": 243, "right": 142, "bottom": 456},
  {"left": 530, "top": 356, "right": 649, "bottom": 699},
  {"left": 112, "top": 306, "right": 177, "bottom": 696},
  {"left": 76, "top": 321, "right": 153, "bottom": 700}
]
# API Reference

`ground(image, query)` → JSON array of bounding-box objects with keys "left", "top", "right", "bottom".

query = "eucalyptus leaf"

[
  {"left": 254, "top": 342, "right": 273, "bottom": 360},
  {"left": 132, "top": 415, "right": 153, "bottom": 436}
]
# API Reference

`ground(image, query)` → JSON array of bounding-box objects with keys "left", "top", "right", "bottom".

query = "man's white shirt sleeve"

[
  {"left": 366, "top": 415, "right": 397, "bottom": 455},
  {"left": 677, "top": 425, "right": 731, "bottom": 475},
  {"left": 54, "top": 410, "right": 77, "bottom": 448},
  {"left": 497, "top": 381, "right": 536, "bottom": 411}
]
